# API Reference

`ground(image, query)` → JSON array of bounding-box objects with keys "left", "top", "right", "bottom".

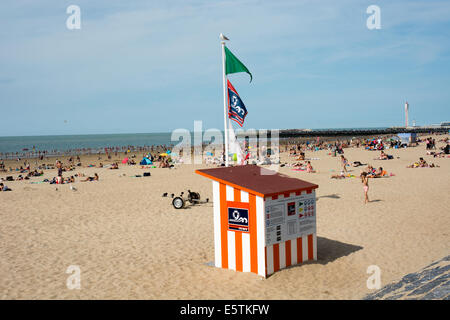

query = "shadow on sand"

[
  {"left": 315, "top": 237, "right": 363, "bottom": 265},
  {"left": 316, "top": 194, "right": 340, "bottom": 200},
  {"left": 264, "top": 237, "right": 363, "bottom": 277}
]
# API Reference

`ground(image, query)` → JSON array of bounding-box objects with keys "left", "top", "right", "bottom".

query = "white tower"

[{"left": 405, "top": 101, "right": 409, "bottom": 127}]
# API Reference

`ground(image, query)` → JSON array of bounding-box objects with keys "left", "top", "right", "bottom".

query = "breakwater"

[{"left": 238, "top": 126, "right": 449, "bottom": 139}]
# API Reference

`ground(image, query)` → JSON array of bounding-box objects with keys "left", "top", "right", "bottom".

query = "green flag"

[{"left": 224, "top": 46, "right": 252, "bottom": 82}]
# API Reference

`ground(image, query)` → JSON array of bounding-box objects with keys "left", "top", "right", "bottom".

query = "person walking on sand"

[
  {"left": 340, "top": 155, "right": 348, "bottom": 173},
  {"left": 361, "top": 172, "right": 369, "bottom": 204},
  {"left": 56, "top": 160, "right": 63, "bottom": 184}
]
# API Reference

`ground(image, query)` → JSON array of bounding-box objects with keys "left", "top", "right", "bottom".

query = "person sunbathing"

[
  {"left": 296, "top": 152, "right": 305, "bottom": 160},
  {"left": 0, "top": 183, "right": 12, "bottom": 191},
  {"left": 81, "top": 173, "right": 99, "bottom": 182},
  {"left": 373, "top": 167, "right": 388, "bottom": 177},
  {"left": 444, "top": 144, "right": 450, "bottom": 154},
  {"left": 159, "top": 158, "right": 170, "bottom": 168},
  {"left": 419, "top": 157, "right": 428, "bottom": 167},
  {"left": 306, "top": 161, "right": 315, "bottom": 173},
  {"left": 431, "top": 144, "right": 450, "bottom": 157},
  {"left": 352, "top": 161, "right": 366, "bottom": 167},
  {"left": 110, "top": 162, "right": 119, "bottom": 169},
  {"left": 406, "top": 162, "right": 420, "bottom": 168},
  {"left": 379, "top": 151, "right": 388, "bottom": 160},
  {"left": 365, "top": 165, "right": 375, "bottom": 176},
  {"left": 292, "top": 162, "right": 305, "bottom": 168},
  {"left": 428, "top": 151, "right": 446, "bottom": 158},
  {"left": 407, "top": 158, "right": 440, "bottom": 168},
  {"left": 331, "top": 171, "right": 345, "bottom": 179}
]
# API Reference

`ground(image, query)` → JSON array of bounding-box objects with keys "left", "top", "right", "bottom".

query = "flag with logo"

[{"left": 227, "top": 79, "right": 248, "bottom": 127}]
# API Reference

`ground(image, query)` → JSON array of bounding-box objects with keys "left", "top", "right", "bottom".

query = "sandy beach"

[{"left": 0, "top": 134, "right": 449, "bottom": 299}]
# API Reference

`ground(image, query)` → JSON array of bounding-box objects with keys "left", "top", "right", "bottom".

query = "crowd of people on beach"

[
  {"left": 38, "top": 150, "right": 175, "bottom": 185},
  {"left": 0, "top": 144, "right": 174, "bottom": 161},
  {"left": 282, "top": 133, "right": 450, "bottom": 203},
  {"left": 364, "top": 138, "right": 385, "bottom": 150},
  {"left": 1, "top": 133, "right": 448, "bottom": 203},
  {"left": 0, "top": 147, "right": 179, "bottom": 185}
]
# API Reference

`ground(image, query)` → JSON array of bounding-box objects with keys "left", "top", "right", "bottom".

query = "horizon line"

[{"left": 0, "top": 126, "right": 399, "bottom": 139}]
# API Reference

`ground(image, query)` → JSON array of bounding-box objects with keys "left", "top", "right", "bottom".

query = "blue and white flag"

[{"left": 227, "top": 80, "right": 248, "bottom": 127}]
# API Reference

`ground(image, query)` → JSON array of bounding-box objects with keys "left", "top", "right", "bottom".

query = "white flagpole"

[{"left": 221, "top": 39, "right": 229, "bottom": 167}]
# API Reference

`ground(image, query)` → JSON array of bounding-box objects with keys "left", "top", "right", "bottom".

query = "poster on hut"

[{"left": 265, "top": 193, "right": 316, "bottom": 246}]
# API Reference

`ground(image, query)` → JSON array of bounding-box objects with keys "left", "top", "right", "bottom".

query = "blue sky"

[{"left": 1, "top": 0, "right": 449, "bottom": 136}]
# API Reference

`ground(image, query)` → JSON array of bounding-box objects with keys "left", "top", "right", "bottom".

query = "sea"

[
  {"left": 0, "top": 128, "right": 388, "bottom": 158},
  {"left": 0, "top": 133, "right": 174, "bottom": 157}
]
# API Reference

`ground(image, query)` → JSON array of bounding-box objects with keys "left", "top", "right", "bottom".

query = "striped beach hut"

[{"left": 196, "top": 165, "right": 318, "bottom": 278}]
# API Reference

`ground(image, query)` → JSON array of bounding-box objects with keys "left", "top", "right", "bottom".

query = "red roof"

[{"left": 196, "top": 165, "right": 318, "bottom": 198}]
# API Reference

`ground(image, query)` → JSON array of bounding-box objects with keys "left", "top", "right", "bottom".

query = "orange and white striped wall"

[{"left": 212, "top": 181, "right": 317, "bottom": 278}]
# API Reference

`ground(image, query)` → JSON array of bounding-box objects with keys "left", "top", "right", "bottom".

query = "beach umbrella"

[
  {"left": 122, "top": 157, "right": 128, "bottom": 164},
  {"left": 140, "top": 157, "right": 151, "bottom": 165}
]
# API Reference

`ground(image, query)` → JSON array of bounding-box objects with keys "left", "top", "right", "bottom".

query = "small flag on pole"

[
  {"left": 224, "top": 46, "right": 252, "bottom": 82},
  {"left": 228, "top": 119, "right": 245, "bottom": 165},
  {"left": 227, "top": 80, "right": 248, "bottom": 127}
]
